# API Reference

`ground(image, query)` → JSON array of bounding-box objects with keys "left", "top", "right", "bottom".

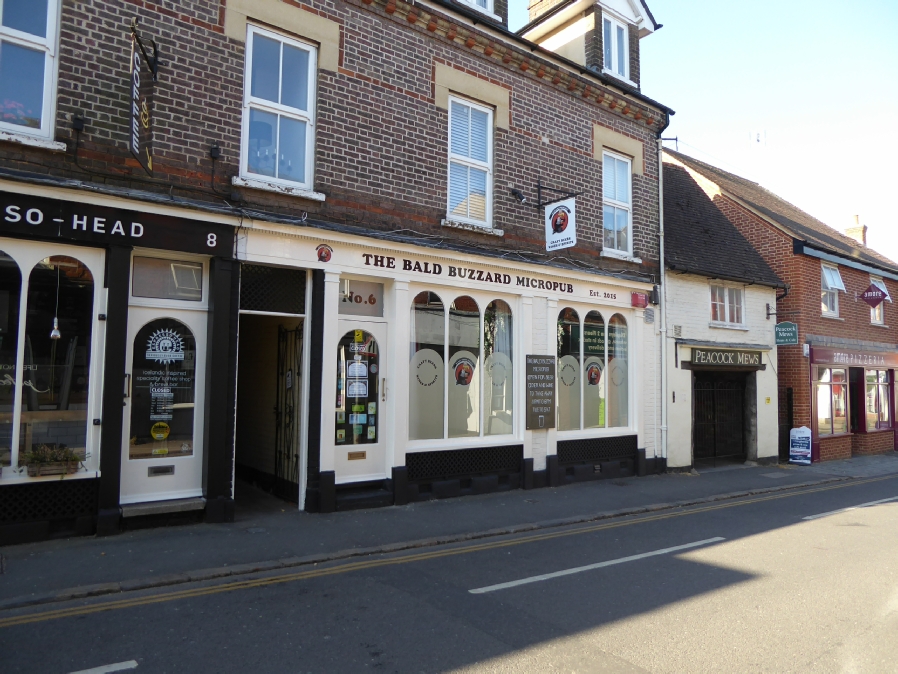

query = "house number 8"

[{"left": 207, "top": 233, "right": 217, "bottom": 247}]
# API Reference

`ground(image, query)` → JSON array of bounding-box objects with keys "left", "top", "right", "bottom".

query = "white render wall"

[{"left": 665, "top": 273, "right": 779, "bottom": 467}]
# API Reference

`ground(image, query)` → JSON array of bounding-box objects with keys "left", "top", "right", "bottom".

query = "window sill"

[
  {"left": 821, "top": 314, "right": 845, "bottom": 321},
  {"left": 818, "top": 432, "right": 852, "bottom": 440},
  {"left": 441, "top": 218, "right": 504, "bottom": 237},
  {"left": 454, "top": 1, "right": 503, "bottom": 23},
  {"left": 870, "top": 322, "right": 889, "bottom": 328},
  {"left": 600, "top": 248, "right": 642, "bottom": 264},
  {"left": 601, "top": 69, "right": 639, "bottom": 89},
  {"left": 0, "top": 130, "right": 66, "bottom": 152},
  {"left": 708, "top": 322, "right": 749, "bottom": 331},
  {"left": 232, "top": 176, "right": 326, "bottom": 202}
]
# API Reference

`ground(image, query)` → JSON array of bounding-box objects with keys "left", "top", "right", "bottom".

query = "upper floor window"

[
  {"left": 0, "top": 0, "right": 59, "bottom": 138},
  {"left": 602, "top": 151, "right": 631, "bottom": 254},
  {"left": 447, "top": 96, "right": 493, "bottom": 228},
  {"left": 710, "top": 284, "right": 744, "bottom": 326},
  {"left": 870, "top": 276, "right": 890, "bottom": 324},
  {"left": 821, "top": 264, "right": 844, "bottom": 316},
  {"left": 602, "top": 13, "right": 628, "bottom": 80},
  {"left": 241, "top": 25, "right": 317, "bottom": 190},
  {"left": 459, "top": 0, "right": 496, "bottom": 19}
]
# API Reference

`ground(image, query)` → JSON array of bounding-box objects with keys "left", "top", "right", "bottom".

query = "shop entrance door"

[
  {"left": 693, "top": 371, "right": 746, "bottom": 466},
  {"left": 120, "top": 306, "right": 207, "bottom": 503},
  {"left": 333, "top": 319, "right": 388, "bottom": 483}
]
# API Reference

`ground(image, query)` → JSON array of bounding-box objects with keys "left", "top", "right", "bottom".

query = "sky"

[{"left": 509, "top": 0, "right": 898, "bottom": 262}]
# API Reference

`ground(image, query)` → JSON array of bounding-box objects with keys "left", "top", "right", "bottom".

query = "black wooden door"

[{"left": 693, "top": 372, "right": 746, "bottom": 465}]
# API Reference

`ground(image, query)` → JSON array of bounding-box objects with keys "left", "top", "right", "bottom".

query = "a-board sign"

[
  {"left": 525, "top": 355, "right": 556, "bottom": 430},
  {"left": 789, "top": 426, "right": 812, "bottom": 465},
  {"left": 775, "top": 322, "right": 799, "bottom": 346}
]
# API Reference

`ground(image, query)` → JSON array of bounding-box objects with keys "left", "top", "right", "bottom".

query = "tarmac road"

[{"left": 2, "top": 474, "right": 897, "bottom": 673}]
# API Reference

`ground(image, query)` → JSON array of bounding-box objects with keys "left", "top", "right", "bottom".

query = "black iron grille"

[
  {"left": 240, "top": 264, "right": 307, "bottom": 315},
  {"left": 407, "top": 445, "right": 523, "bottom": 482},
  {"left": 0, "top": 479, "right": 98, "bottom": 524},
  {"left": 557, "top": 436, "right": 638, "bottom": 465}
]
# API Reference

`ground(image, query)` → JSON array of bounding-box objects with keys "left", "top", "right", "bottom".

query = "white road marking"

[
  {"left": 468, "top": 537, "right": 726, "bottom": 594},
  {"left": 802, "top": 496, "right": 898, "bottom": 520},
  {"left": 69, "top": 661, "right": 138, "bottom": 674}
]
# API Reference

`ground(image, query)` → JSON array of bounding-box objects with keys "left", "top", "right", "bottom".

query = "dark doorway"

[
  {"left": 778, "top": 386, "right": 794, "bottom": 461},
  {"left": 693, "top": 371, "right": 747, "bottom": 466}
]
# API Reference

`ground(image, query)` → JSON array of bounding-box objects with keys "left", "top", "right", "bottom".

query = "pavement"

[{"left": 2, "top": 453, "right": 898, "bottom": 612}]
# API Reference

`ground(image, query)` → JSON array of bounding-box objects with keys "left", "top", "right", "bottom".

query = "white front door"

[
  {"left": 332, "top": 319, "right": 387, "bottom": 483},
  {"left": 120, "top": 305, "right": 207, "bottom": 503}
]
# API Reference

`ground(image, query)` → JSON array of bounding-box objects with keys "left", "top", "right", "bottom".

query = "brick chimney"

[{"left": 845, "top": 214, "right": 867, "bottom": 247}]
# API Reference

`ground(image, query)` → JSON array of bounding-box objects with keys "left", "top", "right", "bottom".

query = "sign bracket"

[
  {"left": 766, "top": 303, "right": 800, "bottom": 319},
  {"left": 130, "top": 17, "right": 159, "bottom": 81},
  {"left": 536, "top": 177, "right": 582, "bottom": 209}
]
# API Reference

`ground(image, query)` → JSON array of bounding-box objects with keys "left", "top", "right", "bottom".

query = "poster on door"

[{"left": 335, "top": 329, "right": 379, "bottom": 445}]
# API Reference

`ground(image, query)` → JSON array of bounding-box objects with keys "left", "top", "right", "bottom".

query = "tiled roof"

[
  {"left": 663, "top": 163, "right": 783, "bottom": 288},
  {"left": 666, "top": 149, "right": 898, "bottom": 273}
]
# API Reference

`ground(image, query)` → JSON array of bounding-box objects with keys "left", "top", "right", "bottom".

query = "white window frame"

[
  {"left": 870, "top": 276, "right": 891, "bottom": 324},
  {"left": 601, "top": 12, "right": 629, "bottom": 81},
  {"left": 821, "top": 264, "right": 844, "bottom": 317},
  {"left": 602, "top": 150, "right": 632, "bottom": 255},
  {"left": 446, "top": 95, "right": 494, "bottom": 229},
  {"left": 709, "top": 282, "right": 746, "bottom": 327},
  {"left": 239, "top": 24, "right": 317, "bottom": 191},
  {"left": 0, "top": 0, "right": 61, "bottom": 140},
  {"left": 458, "top": 0, "right": 502, "bottom": 22}
]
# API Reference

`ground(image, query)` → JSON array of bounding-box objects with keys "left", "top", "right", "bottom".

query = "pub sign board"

[
  {"left": 775, "top": 322, "right": 799, "bottom": 346},
  {"left": 545, "top": 197, "right": 577, "bottom": 252},
  {"left": 861, "top": 283, "right": 886, "bottom": 309},
  {"left": 130, "top": 34, "right": 154, "bottom": 176},
  {"left": 691, "top": 348, "right": 762, "bottom": 367},
  {"left": 525, "top": 355, "right": 556, "bottom": 429},
  {"left": 0, "top": 192, "right": 233, "bottom": 257}
]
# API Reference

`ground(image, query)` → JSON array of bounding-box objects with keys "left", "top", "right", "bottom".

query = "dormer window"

[
  {"left": 602, "top": 13, "right": 628, "bottom": 80},
  {"left": 458, "top": 0, "right": 500, "bottom": 22}
]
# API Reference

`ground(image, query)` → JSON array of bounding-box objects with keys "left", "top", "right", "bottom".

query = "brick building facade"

[
  {"left": 0, "top": 0, "right": 671, "bottom": 541},
  {"left": 668, "top": 150, "right": 898, "bottom": 463}
]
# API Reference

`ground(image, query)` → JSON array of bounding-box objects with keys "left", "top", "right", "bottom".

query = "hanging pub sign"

[
  {"left": 545, "top": 197, "right": 577, "bottom": 252},
  {"left": 861, "top": 283, "right": 886, "bottom": 309},
  {"left": 775, "top": 322, "right": 799, "bottom": 346},
  {"left": 130, "top": 20, "right": 158, "bottom": 176}
]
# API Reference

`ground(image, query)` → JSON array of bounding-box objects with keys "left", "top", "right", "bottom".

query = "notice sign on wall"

[
  {"left": 545, "top": 198, "right": 577, "bottom": 252},
  {"left": 526, "top": 355, "right": 556, "bottom": 430}
]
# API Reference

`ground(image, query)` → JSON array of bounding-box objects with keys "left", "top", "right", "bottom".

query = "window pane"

[
  {"left": 583, "top": 311, "right": 605, "bottom": 429},
  {"left": 821, "top": 289, "right": 835, "bottom": 314},
  {"left": 278, "top": 116, "right": 307, "bottom": 183},
  {"left": 832, "top": 378, "right": 847, "bottom": 434},
  {"left": 20, "top": 257, "right": 94, "bottom": 471},
  {"left": 132, "top": 257, "right": 203, "bottom": 302},
  {"left": 614, "top": 157, "right": 629, "bottom": 203},
  {"left": 608, "top": 314, "right": 628, "bottom": 427},
  {"left": 711, "top": 286, "right": 725, "bottom": 322},
  {"left": 468, "top": 167, "right": 487, "bottom": 221},
  {"left": 2, "top": 0, "right": 48, "bottom": 38},
  {"left": 615, "top": 207, "right": 628, "bottom": 252},
  {"left": 449, "top": 161, "right": 469, "bottom": 219},
  {"left": 603, "top": 19, "right": 612, "bottom": 69},
  {"left": 280, "top": 44, "right": 309, "bottom": 111},
  {"left": 0, "top": 252, "right": 20, "bottom": 467},
  {"left": 0, "top": 41, "right": 45, "bottom": 129},
  {"left": 603, "top": 154, "right": 615, "bottom": 200},
  {"left": 450, "top": 101, "right": 469, "bottom": 157},
  {"left": 728, "top": 288, "right": 740, "bottom": 323},
  {"left": 335, "top": 330, "right": 380, "bottom": 445},
  {"left": 449, "top": 296, "right": 480, "bottom": 438},
  {"left": 250, "top": 34, "right": 280, "bottom": 103},
  {"left": 866, "top": 383, "right": 878, "bottom": 431},
  {"left": 880, "top": 384, "right": 890, "bottom": 427},
  {"left": 470, "top": 108, "right": 489, "bottom": 162},
  {"left": 247, "top": 108, "right": 278, "bottom": 177},
  {"left": 616, "top": 25, "right": 625, "bottom": 76},
  {"left": 409, "top": 292, "right": 444, "bottom": 440},
  {"left": 603, "top": 205, "right": 616, "bottom": 249},
  {"left": 484, "top": 300, "right": 513, "bottom": 436},
  {"left": 557, "top": 308, "right": 580, "bottom": 431},
  {"left": 129, "top": 318, "right": 196, "bottom": 459},
  {"left": 817, "top": 384, "right": 832, "bottom": 435}
]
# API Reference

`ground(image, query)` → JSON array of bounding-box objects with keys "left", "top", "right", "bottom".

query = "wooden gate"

[{"left": 693, "top": 372, "right": 746, "bottom": 465}]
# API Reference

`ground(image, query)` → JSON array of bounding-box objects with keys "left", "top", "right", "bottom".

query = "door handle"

[
  {"left": 124, "top": 373, "right": 131, "bottom": 399},
  {"left": 381, "top": 377, "right": 386, "bottom": 402}
]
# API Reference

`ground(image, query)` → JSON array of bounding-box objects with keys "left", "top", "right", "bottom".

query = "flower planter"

[
  {"left": 26, "top": 460, "right": 82, "bottom": 477},
  {"left": 24, "top": 446, "right": 86, "bottom": 477}
]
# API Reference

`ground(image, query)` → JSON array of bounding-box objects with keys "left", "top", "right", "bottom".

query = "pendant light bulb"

[{"left": 50, "top": 317, "right": 61, "bottom": 340}]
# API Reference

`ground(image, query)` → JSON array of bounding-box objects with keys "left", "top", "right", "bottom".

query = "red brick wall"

[
  {"left": 819, "top": 435, "right": 852, "bottom": 461},
  {"left": 852, "top": 430, "right": 895, "bottom": 456}
]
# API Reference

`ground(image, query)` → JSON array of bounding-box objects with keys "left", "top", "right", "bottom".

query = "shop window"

[
  {"left": 408, "top": 293, "right": 515, "bottom": 441},
  {"left": 129, "top": 318, "right": 196, "bottom": 460},
  {"left": 870, "top": 277, "right": 890, "bottom": 324},
  {"left": 710, "top": 284, "right": 744, "bottom": 326},
  {"left": 821, "top": 264, "right": 844, "bottom": 316},
  {"left": 0, "top": 252, "right": 21, "bottom": 467},
  {"left": 816, "top": 367, "right": 848, "bottom": 435},
  {"left": 484, "top": 300, "right": 513, "bottom": 436},
  {"left": 20, "top": 256, "right": 94, "bottom": 466},
  {"left": 448, "top": 96, "right": 493, "bottom": 228},
  {"left": 132, "top": 256, "right": 203, "bottom": 302},
  {"left": 241, "top": 25, "right": 317, "bottom": 189},
  {"left": 602, "top": 13, "right": 628, "bottom": 80},
  {"left": 409, "top": 291, "right": 445, "bottom": 441},
  {"left": 603, "top": 151, "right": 631, "bottom": 254},
  {"left": 865, "top": 369, "right": 891, "bottom": 431},
  {"left": 335, "top": 330, "right": 380, "bottom": 445},
  {"left": 0, "top": 0, "right": 59, "bottom": 138},
  {"left": 558, "top": 309, "right": 629, "bottom": 430}
]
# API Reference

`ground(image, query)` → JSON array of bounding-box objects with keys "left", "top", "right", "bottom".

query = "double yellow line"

[{"left": 2, "top": 474, "right": 895, "bottom": 629}]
